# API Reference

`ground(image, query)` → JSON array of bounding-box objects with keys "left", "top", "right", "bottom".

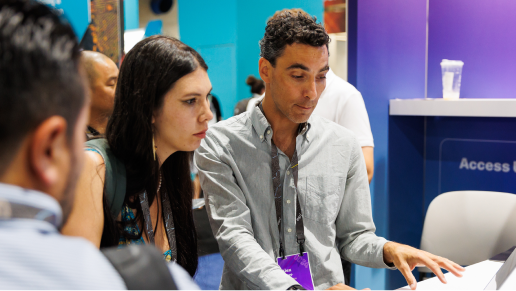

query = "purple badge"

[{"left": 277, "top": 252, "right": 315, "bottom": 290}]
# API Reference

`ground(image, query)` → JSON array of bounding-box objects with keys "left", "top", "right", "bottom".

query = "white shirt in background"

[
  {"left": 313, "top": 69, "right": 374, "bottom": 148},
  {"left": 245, "top": 93, "right": 264, "bottom": 113}
]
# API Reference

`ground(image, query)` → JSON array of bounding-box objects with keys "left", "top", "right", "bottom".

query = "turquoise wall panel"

[
  {"left": 178, "top": 0, "right": 321, "bottom": 119},
  {"left": 124, "top": 0, "right": 139, "bottom": 30},
  {"left": 40, "top": 0, "right": 90, "bottom": 39},
  {"left": 196, "top": 44, "right": 237, "bottom": 121}
]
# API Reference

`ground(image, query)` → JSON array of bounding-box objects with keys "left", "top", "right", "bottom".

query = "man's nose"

[{"left": 304, "top": 78, "right": 318, "bottom": 100}]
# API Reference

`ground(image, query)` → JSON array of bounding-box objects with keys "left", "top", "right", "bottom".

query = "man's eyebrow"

[
  {"left": 286, "top": 63, "right": 309, "bottom": 71},
  {"left": 319, "top": 65, "right": 330, "bottom": 73}
]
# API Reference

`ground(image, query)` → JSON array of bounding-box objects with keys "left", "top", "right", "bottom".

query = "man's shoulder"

[
  {"left": 0, "top": 228, "right": 126, "bottom": 289},
  {"left": 207, "top": 112, "right": 252, "bottom": 140}
]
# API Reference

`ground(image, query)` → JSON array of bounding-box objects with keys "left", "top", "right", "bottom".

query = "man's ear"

[
  {"left": 259, "top": 57, "right": 272, "bottom": 84},
  {"left": 29, "top": 116, "right": 68, "bottom": 188}
]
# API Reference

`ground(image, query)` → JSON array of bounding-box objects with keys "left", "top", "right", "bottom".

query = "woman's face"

[{"left": 153, "top": 67, "right": 213, "bottom": 162}]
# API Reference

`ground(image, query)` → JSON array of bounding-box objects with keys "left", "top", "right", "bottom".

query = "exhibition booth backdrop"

[
  {"left": 47, "top": 0, "right": 516, "bottom": 289},
  {"left": 353, "top": 0, "right": 516, "bottom": 289}
]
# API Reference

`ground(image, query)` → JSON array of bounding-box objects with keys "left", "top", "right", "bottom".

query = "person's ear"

[
  {"left": 259, "top": 57, "right": 272, "bottom": 84},
  {"left": 29, "top": 116, "right": 68, "bottom": 189}
]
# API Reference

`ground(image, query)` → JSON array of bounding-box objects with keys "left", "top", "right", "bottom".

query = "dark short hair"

[
  {"left": 0, "top": 0, "right": 84, "bottom": 174},
  {"left": 259, "top": 9, "right": 330, "bottom": 66}
]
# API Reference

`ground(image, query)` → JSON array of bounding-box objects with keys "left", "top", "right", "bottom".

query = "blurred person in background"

[
  {"left": 313, "top": 71, "right": 374, "bottom": 183},
  {"left": 208, "top": 93, "right": 223, "bottom": 126},
  {"left": 0, "top": 1, "right": 199, "bottom": 289},
  {"left": 81, "top": 51, "right": 119, "bottom": 139},
  {"left": 234, "top": 75, "right": 265, "bottom": 116},
  {"left": 62, "top": 35, "right": 213, "bottom": 278}
]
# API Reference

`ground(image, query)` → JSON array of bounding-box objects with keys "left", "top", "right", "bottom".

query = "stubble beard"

[{"left": 58, "top": 148, "right": 82, "bottom": 229}]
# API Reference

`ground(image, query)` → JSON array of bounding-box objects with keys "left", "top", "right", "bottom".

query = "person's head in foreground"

[
  {"left": 0, "top": 0, "right": 86, "bottom": 220},
  {"left": 62, "top": 35, "right": 213, "bottom": 278},
  {"left": 81, "top": 50, "right": 119, "bottom": 137},
  {"left": 0, "top": 1, "right": 202, "bottom": 289}
]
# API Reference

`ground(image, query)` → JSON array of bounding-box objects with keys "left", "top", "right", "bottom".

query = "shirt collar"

[
  {"left": 0, "top": 182, "right": 63, "bottom": 228},
  {"left": 250, "top": 101, "right": 312, "bottom": 143}
]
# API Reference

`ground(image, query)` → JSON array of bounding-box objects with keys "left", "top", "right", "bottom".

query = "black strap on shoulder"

[
  {"left": 85, "top": 138, "right": 127, "bottom": 218},
  {"left": 102, "top": 245, "right": 178, "bottom": 290}
]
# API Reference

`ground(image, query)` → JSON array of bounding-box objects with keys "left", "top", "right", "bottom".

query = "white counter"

[{"left": 389, "top": 99, "right": 516, "bottom": 118}]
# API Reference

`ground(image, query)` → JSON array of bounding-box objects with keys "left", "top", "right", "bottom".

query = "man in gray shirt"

[{"left": 195, "top": 10, "right": 464, "bottom": 290}]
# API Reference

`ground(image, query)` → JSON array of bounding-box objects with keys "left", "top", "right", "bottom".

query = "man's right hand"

[{"left": 326, "top": 283, "right": 370, "bottom": 290}]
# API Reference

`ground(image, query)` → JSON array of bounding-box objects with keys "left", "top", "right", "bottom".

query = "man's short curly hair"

[{"left": 260, "top": 9, "right": 330, "bottom": 66}]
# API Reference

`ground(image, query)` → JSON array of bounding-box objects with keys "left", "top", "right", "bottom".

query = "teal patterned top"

[{"left": 118, "top": 204, "right": 172, "bottom": 262}]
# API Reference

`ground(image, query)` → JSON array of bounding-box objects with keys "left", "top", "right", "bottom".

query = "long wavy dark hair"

[{"left": 101, "top": 35, "right": 207, "bottom": 276}]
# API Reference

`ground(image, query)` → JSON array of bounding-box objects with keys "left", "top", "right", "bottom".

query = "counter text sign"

[{"left": 439, "top": 139, "right": 516, "bottom": 194}]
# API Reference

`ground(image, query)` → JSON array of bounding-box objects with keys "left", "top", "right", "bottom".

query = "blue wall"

[
  {"left": 178, "top": 0, "right": 237, "bottom": 120},
  {"left": 355, "top": 1, "right": 427, "bottom": 289},
  {"left": 124, "top": 0, "right": 139, "bottom": 30},
  {"left": 178, "top": 0, "right": 322, "bottom": 120},
  {"left": 372, "top": 1, "right": 516, "bottom": 289},
  {"left": 41, "top": 0, "right": 90, "bottom": 39}
]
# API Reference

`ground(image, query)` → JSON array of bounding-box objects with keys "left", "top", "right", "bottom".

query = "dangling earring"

[{"left": 152, "top": 134, "right": 157, "bottom": 161}]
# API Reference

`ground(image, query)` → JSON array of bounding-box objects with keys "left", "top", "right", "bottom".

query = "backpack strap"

[
  {"left": 102, "top": 245, "right": 178, "bottom": 290},
  {"left": 85, "top": 138, "right": 127, "bottom": 218}
]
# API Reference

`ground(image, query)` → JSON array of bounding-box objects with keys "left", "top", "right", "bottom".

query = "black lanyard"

[
  {"left": 139, "top": 190, "right": 177, "bottom": 262},
  {"left": 271, "top": 140, "right": 306, "bottom": 259}
]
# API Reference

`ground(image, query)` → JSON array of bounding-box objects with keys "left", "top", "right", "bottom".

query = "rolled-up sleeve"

[
  {"left": 194, "top": 132, "right": 298, "bottom": 290},
  {"left": 335, "top": 138, "right": 394, "bottom": 269}
]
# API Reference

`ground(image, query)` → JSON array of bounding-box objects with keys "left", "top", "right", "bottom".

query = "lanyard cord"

[
  {"left": 139, "top": 186, "right": 177, "bottom": 262},
  {"left": 258, "top": 101, "right": 306, "bottom": 258},
  {"left": 271, "top": 140, "right": 306, "bottom": 259}
]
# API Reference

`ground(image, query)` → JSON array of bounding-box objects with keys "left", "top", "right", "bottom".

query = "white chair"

[{"left": 419, "top": 191, "right": 516, "bottom": 277}]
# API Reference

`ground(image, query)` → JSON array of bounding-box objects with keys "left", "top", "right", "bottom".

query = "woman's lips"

[{"left": 194, "top": 130, "right": 207, "bottom": 138}]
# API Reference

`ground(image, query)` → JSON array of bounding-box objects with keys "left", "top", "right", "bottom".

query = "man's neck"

[
  {"left": 261, "top": 94, "right": 298, "bottom": 159},
  {"left": 88, "top": 111, "right": 109, "bottom": 135}
]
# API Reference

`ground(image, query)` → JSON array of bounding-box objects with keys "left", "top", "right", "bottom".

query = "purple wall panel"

[
  {"left": 428, "top": 0, "right": 516, "bottom": 99},
  {"left": 357, "top": 0, "right": 426, "bottom": 238},
  {"left": 356, "top": 0, "right": 426, "bottom": 289}
]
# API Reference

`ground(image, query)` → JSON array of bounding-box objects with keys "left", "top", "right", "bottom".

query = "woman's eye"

[
  {"left": 185, "top": 98, "right": 196, "bottom": 105},
  {"left": 292, "top": 75, "right": 303, "bottom": 79}
]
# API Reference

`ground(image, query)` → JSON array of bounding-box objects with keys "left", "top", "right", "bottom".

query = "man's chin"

[{"left": 288, "top": 111, "right": 313, "bottom": 124}]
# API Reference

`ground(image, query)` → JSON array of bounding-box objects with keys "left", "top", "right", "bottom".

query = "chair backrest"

[{"left": 420, "top": 191, "right": 516, "bottom": 266}]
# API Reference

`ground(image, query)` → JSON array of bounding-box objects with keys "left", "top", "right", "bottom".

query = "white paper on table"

[{"left": 397, "top": 260, "right": 503, "bottom": 290}]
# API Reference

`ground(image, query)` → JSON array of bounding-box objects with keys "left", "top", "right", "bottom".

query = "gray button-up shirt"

[{"left": 195, "top": 105, "right": 391, "bottom": 290}]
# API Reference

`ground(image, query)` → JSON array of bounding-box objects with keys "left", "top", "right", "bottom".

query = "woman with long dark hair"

[{"left": 62, "top": 36, "right": 213, "bottom": 276}]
